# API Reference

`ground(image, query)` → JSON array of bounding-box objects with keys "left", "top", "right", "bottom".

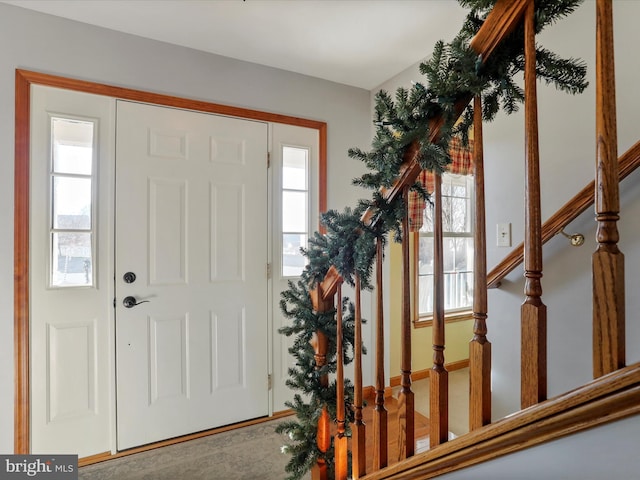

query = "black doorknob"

[{"left": 122, "top": 296, "right": 149, "bottom": 308}]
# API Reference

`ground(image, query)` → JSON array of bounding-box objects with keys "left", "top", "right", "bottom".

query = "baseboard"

[
  {"left": 389, "top": 358, "right": 470, "bottom": 388},
  {"left": 361, "top": 359, "right": 469, "bottom": 399}
]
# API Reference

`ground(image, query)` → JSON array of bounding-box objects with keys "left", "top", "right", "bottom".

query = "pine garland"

[{"left": 276, "top": 1, "right": 587, "bottom": 478}]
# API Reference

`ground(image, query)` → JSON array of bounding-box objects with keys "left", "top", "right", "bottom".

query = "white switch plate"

[{"left": 497, "top": 223, "right": 511, "bottom": 247}]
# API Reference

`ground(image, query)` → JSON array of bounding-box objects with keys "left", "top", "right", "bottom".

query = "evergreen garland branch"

[{"left": 277, "top": 1, "right": 588, "bottom": 478}]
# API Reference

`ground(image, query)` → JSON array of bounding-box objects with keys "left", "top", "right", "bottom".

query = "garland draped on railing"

[{"left": 276, "top": 1, "right": 587, "bottom": 478}]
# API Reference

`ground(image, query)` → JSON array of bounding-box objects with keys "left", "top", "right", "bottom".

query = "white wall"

[
  {"left": 373, "top": 0, "right": 640, "bottom": 421},
  {"left": 0, "top": 2, "right": 373, "bottom": 453}
]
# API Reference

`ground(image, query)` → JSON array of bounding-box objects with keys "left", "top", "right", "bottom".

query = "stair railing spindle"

[
  {"left": 593, "top": 0, "right": 625, "bottom": 378},
  {"left": 352, "top": 274, "right": 366, "bottom": 478},
  {"left": 521, "top": 0, "right": 548, "bottom": 409},
  {"left": 469, "top": 95, "right": 492, "bottom": 429},
  {"left": 397, "top": 185, "right": 415, "bottom": 460},
  {"left": 430, "top": 172, "right": 449, "bottom": 447},
  {"left": 373, "top": 236, "right": 388, "bottom": 470}
]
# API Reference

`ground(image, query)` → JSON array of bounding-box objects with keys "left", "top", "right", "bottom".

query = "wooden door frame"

[{"left": 14, "top": 68, "right": 328, "bottom": 453}]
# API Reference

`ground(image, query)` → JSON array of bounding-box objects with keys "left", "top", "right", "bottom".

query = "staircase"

[{"left": 306, "top": 0, "right": 640, "bottom": 479}]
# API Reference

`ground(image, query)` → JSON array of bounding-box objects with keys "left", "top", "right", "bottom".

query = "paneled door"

[{"left": 115, "top": 101, "right": 269, "bottom": 449}]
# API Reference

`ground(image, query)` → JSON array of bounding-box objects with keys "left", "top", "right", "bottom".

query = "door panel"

[{"left": 115, "top": 101, "right": 269, "bottom": 449}]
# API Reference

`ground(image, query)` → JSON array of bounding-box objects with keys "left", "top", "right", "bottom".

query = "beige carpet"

[
  {"left": 393, "top": 367, "right": 470, "bottom": 438},
  {"left": 79, "top": 417, "right": 309, "bottom": 480},
  {"left": 80, "top": 370, "right": 469, "bottom": 479}
]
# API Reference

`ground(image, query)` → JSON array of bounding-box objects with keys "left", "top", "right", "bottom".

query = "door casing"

[{"left": 14, "top": 69, "right": 327, "bottom": 455}]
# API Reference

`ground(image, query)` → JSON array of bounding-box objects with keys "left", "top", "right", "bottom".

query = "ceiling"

[{"left": 2, "top": 0, "right": 469, "bottom": 90}]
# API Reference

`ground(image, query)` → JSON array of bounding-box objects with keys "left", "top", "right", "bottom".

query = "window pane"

[
  {"left": 282, "top": 191, "right": 307, "bottom": 232},
  {"left": 418, "top": 236, "right": 433, "bottom": 275},
  {"left": 418, "top": 274, "right": 433, "bottom": 316},
  {"left": 444, "top": 270, "right": 473, "bottom": 310},
  {"left": 421, "top": 204, "right": 434, "bottom": 233},
  {"left": 51, "top": 232, "right": 93, "bottom": 287},
  {"left": 52, "top": 117, "right": 94, "bottom": 175},
  {"left": 282, "top": 146, "right": 308, "bottom": 190},
  {"left": 450, "top": 197, "right": 470, "bottom": 232},
  {"left": 282, "top": 233, "right": 307, "bottom": 277},
  {"left": 53, "top": 177, "right": 92, "bottom": 229}
]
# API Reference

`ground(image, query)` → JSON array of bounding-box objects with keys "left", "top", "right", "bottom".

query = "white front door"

[{"left": 114, "top": 101, "right": 269, "bottom": 449}]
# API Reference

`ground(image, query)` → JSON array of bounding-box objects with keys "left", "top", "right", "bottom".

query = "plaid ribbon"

[{"left": 408, "top": 137, "right": 474, "bottom": 231}]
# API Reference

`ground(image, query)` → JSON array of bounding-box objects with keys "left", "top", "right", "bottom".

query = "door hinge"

[
  {"left": 267, "top": 152, "right": 271, "bottom": 168},
  {"left": 268, "top": 374, "right": 272, "bottom": 390},
  {"left": 266, "top": 263, "right": 272, "bottom": 279}
]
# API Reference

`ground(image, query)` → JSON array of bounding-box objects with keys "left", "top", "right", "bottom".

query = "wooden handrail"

[
  {"left": 487, "top": 139, "right": 640, "bottom": 289},
  {"left": 359, "top": 0, "right": 530, "bottom": 230},
  {"left": 362, "top": 362, "right": 640, "bottom": 480}
]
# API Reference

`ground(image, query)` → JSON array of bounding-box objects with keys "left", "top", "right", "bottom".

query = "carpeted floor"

[
  {"left": 80, "top": 369, "right": 469, "bottom": 479},
  {"left": 79, "top": 418, "right": 309, "bottom": 480}
]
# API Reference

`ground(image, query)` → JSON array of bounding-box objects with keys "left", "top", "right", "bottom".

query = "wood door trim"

[{"left": 14, "top": 68, "right": 328, "bottom": 453}]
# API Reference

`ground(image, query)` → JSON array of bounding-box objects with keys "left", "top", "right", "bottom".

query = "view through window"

[
  {"left": 281, "top": 145, "right": 309, "bottom": 277},
  {"left": 417, "top": 172, "right": 474, "bottom": 317},
  {"left": 50, "top": 116, "right": 95, "bottom": 287}
]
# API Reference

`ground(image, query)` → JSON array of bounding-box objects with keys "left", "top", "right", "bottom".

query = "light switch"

[{"left": 497, "top": 223, "right": 511, "bottom": 247}]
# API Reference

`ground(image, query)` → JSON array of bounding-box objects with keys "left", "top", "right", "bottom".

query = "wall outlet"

[{"left": 497, "top": 223, "right": 511, "bottom": 247}]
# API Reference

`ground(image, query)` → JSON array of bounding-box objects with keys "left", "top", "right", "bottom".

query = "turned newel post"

[
  {"left": 334, "top": 281, "right": 348, "bottom": 480},
  {"left": 309, "top": 329, "right": 330, "bottom": 480},
  {"left": 593, "top": 0, "right": 625, "bottom": 378},
  {"left": 309, "top": 286, "right": 333, "bottom": 480}
]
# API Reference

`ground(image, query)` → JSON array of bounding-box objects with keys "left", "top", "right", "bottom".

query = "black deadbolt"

[{"left": 123, "top": 272, "right": 137, "bottom": 284}]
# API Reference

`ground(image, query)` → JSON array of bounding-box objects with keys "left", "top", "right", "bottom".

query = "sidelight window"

[
  {"left": 281, "top": 145, "right": 309, "bottom": 277},
  {"left": 50, "top": 116, "right": 96, "bottom": 287}
]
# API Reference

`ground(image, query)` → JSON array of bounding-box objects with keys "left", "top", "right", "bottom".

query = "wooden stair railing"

[
  {"left": 486, "top": 138, "right": 640, "bottom": 289},
  {"left": 306, "top": 1, "right": 531, "bottom": 479},
  {"left": 305, "top": 0, "right": 630, "bottom": 478}
]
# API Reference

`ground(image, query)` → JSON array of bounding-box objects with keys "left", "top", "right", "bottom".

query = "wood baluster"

[
  {"left": 373, "top": 235, "right": 388, "bottom": 470},
  {"left": 521, "top": 0, "right": 547, "bottom": 409},
  {"left": 334, "top": 281, "right": 348, "bottom": 480},
  {"left": 430, "top": 173, "right": 449, "bottom": 447},
  {"left": 469, "top": 95, "right": 492, "bottom": 430},
  {"left": 397, "top": 185, "right": 415, "bottom": 459},
  {"left": 593, "top": 0, "right": 625, "bottom": 378},
  {"left": 352, "top": 274, "right": 366, "bottom": 479}
]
